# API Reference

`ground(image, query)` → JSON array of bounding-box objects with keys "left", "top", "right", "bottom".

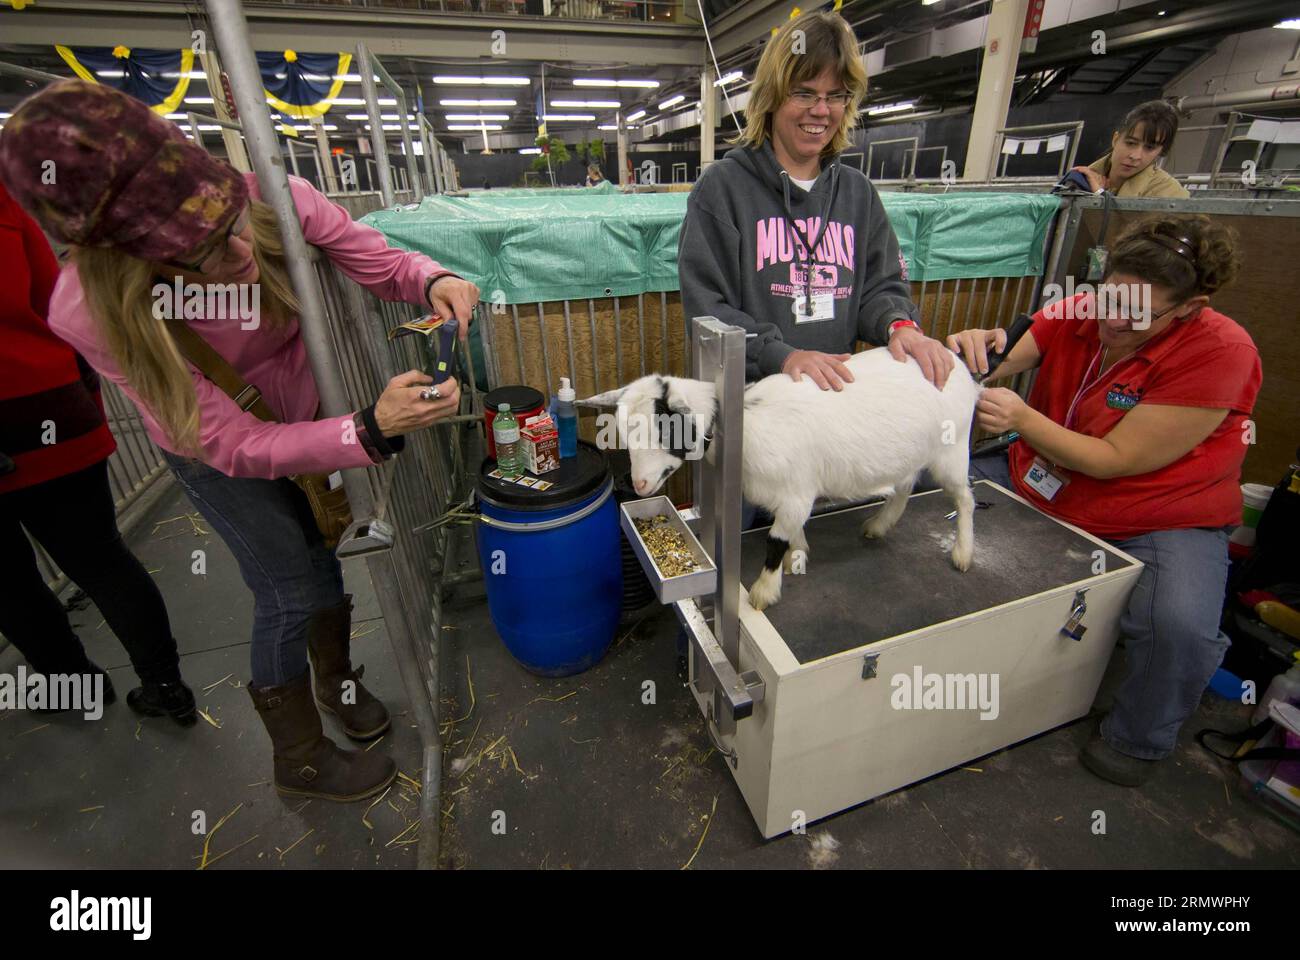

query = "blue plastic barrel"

[{"left": 476, "top": 442, "right": 622, "bottom": 676}]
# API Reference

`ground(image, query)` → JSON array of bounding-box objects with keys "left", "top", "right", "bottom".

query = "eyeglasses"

[
  {"left": 1096, "top": 300, "right": 1181, "bottom": 326},
  {"left": 788, "top": 90, "right": 852, "bottom": 109},
  {"left": 165, "top": 204, "right": 251, "bottom": 274}
]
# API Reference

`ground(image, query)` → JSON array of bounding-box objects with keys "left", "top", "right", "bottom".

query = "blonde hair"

[
  {"left": 73, "top": 200, "right": 301, "bottom": 456},
  {"left": 733, "top": 10, "right": 868, "bottom": 157}
]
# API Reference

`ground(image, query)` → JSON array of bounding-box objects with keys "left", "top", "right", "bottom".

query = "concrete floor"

[{"left": 2, "top": 479, "right": 1297, "bottom": 869}]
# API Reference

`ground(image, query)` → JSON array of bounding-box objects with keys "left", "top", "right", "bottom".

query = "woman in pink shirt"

[{"left": 0, "top": 80, "right": 476, "bottom": 803}]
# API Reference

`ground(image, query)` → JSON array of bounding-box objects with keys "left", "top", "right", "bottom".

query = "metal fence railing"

[{"left": 205, "top": 0, "right": 492, "bottom": 869}]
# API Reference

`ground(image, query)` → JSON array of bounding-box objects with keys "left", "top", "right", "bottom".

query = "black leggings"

[{"left": 0, "top": 459, "right": 180, "bottom": 682}]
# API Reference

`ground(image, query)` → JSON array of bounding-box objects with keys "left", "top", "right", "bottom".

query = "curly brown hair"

[{"left": 1106, "top": 214, "right": 1241, "bottom": 302}]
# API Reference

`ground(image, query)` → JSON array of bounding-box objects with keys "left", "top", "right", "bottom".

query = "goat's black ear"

[{"left": 577, "top": 386, "right": 627, "bottom": 408}]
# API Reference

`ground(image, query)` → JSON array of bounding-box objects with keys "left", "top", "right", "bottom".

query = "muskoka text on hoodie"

[{"left": 678, "top": 142, "right": 920, "bottom": 382}]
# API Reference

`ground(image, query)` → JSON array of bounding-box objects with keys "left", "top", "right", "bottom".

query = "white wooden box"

[{"left": 688, "top": 481, "right": 1143, "bottom": 839}]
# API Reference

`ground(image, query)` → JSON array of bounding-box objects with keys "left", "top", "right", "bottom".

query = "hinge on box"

[
  {"left": 862, "top": 653, "right": 879, "bottom": 680},
  {"left": 1060, "top": 589, "right": 1089, "bottom": 642}
]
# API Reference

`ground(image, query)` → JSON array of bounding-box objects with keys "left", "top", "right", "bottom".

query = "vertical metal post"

[
  {"left": 691, "top": 316, "right": 744, "bottom": 671},
  {"left": 356, "top": 43, "right": 395, "bottom": 206}
]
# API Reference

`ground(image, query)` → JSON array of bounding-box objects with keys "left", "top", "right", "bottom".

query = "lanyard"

[{"left": 1063, "top": 345, "right": 1109, "bottom": 433}]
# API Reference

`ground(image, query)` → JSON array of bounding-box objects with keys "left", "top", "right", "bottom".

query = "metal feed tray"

[{"left": 620, "top": 496, "right": 717, "bottom": 604}]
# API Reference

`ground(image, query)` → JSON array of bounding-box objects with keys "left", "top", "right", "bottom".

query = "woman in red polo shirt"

[{"left": 947, "top": 214, "right": 1261, "bottom": 787}]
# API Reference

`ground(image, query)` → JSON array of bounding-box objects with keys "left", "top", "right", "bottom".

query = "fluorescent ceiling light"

[
  {"left": 294, "top": 124, "right": 337, "bottom": 131},
  {"left": 96, "top": 70, "right": 124, "bottom": 78},
  {"left": 598, "top": 124, "right": 619, "bottom": 131},
  {"left": 626, "top": 109, "right": 647, "bottom": 122},
  {"left": 440, "top": 99, "right": 517, "bottom": 107},
  {"left": 165, "top": 113, "right": 187, "bottom": 120},
  {"left": 551, "top": 100, "right": 620, "bottom": 108},
  {"left": 444, "top": 114, "right": 511, "bottom": 121},
  {"left": 434, "top": 75, "right": 530, "bottom": 85},
  {"left": 714, "top": 71, "right": 743, "bottom": 86},
  {"left": 344, "top": 113, "right": 415, "bottom": 120},
  {"left": 184, "top": 97, "right": 214, "bottom": 104},
  {"left": 327, "top": 98, "right": 397, "bottom": 106},
  {"left": 868, "top": 101, "right": 915, "bottom": 115},
  {"left": 520, "top": 147, "right": 541, "bottom": 154},
  {"left": 448, "top": 124, "right": 503, "bottom": 131},
  {"left": 1275, "top": 19, "right": 1300, "bottom": 28},
  {"left": 658, "top": 94, "right": 685, "bottom": 109},
  {"left": 574, "top": 78, "right": 660, "bottom": 88},
  {"left": 543, "top": 114, "right": 597, "bottom": 121}
]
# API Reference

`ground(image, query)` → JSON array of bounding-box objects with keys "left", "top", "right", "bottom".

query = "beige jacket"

[{"left": 1088, "top": 154, "right": 1189, "bottom": 198}]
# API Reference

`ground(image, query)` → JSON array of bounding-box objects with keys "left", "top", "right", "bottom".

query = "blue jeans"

[
  {"left": 162, "top": 452, "right": 345, "bottom": 687},
  {"left": 972, "top": 452, "right": 1231, "bottom": 759}
]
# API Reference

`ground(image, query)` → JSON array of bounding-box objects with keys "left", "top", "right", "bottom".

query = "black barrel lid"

[
  {"left": 477, "top": 440, "right": 610, "bottom": 512},
  {"left": 484, "top": 385, "right": 545, "bottom": 415}
]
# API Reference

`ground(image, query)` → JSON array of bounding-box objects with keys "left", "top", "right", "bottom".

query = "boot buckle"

[{"left": 298, "top": 764, "right": 318, "bottom": 782}]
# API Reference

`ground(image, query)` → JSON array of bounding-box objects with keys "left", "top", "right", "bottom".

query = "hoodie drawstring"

[{"left": 780, "top": 163, "right": 841, "bottom": 316}]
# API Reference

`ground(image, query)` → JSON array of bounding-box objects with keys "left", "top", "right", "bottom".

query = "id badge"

[
  {"left": 1023, "top": 457, "right": 1066, "bottom": 501},
  {"left": 793, "top": 293, "right": 835, "bottom": 324}
]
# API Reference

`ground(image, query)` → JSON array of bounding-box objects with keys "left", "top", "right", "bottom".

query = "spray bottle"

[{"left": 553, "top": 376, "right": 578, "bottom": 459}]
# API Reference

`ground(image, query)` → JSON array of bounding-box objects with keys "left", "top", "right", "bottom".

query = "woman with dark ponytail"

[{"left": 947, "top": 214, "right": 1261, "bottom": 785}]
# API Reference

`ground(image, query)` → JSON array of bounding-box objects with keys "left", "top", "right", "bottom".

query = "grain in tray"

[{"left": 633, "top": 514, "right": 701, "bottom": 578}]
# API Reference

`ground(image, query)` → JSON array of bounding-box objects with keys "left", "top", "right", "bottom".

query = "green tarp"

[{"left": 362, "top": 188, "right": 1060, "bottom": 303}]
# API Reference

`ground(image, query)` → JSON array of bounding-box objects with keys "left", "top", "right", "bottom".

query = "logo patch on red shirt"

[{"left": 1105, "top": 382, "right": 1144, "bottom": 410}]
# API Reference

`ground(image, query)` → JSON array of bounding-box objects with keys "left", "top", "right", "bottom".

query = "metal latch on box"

[{"left": 1060, "top": 589, "right": 1088, "bottom": 641}]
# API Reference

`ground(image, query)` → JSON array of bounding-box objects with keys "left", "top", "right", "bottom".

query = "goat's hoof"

[
  {"left": 748, "top": 576, "right": 781, "bottom": 612},
  {"left": 861, "top": 520, "right": 888, "bottom": 540},
  {"left": 951, "top": 544, "right": 973, "bottom": 572}
]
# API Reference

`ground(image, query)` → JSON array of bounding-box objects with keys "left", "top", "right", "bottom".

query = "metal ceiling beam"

[
  {"left": 1102, "top": 48, "right": 1163, "bottom": 94},
  {"left": 867, "top": 0, "right": 1296, "bottom": 104},
  {"left": 0, "top": 0, "right": 703, "bottom": 65}
]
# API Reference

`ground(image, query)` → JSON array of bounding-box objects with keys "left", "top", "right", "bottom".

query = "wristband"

[{"left": 888, "top": 319, "right": 920, "bottom": 336}]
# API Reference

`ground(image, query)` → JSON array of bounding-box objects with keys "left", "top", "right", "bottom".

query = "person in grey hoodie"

[{"left": 679, "top": 9, "right": 954, "bottom": 391}]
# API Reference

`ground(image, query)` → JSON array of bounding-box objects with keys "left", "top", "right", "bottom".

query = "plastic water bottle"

[
  {"left": 554, "top": 377, "right": 578, "bottom": 459},
  {"left": 493, "top": 403, "right": 522, "bottom": 478},
  {"left": 1253, "top": 651, "right": 1300, "bottom": 724}
]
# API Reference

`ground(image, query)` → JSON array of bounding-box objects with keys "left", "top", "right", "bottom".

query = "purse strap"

[
  {"left": 165, "top": 318, "right": 277, "bottom": 424},
  {"left": 1196, "top": 717, "right": 1300, "bottom": 764}
]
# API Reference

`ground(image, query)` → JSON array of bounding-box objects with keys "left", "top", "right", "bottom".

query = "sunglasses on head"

[{"left": 165, "top": 204, "right": 251, "bottom": 274}]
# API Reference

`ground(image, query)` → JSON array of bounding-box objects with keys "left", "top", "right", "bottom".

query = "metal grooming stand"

[{"left": 675, "top": 318, "right": 765, "bottom": 751}]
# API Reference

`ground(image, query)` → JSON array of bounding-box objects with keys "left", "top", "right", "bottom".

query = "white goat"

[{"left": 582, "top": 348, "right": 980, "bottom": 611}]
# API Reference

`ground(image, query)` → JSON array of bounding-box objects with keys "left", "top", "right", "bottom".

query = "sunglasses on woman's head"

[{"left": 165, "top": 204, "right": 251, "bottom": 274}]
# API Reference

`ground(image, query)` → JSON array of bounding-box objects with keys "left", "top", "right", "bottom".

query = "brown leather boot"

[
  {"left": 248, "top": 672, "right": 396, "bottom": 802},
  {"left": 306, "top": 595, "right": 391, "bottom": 741}
]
